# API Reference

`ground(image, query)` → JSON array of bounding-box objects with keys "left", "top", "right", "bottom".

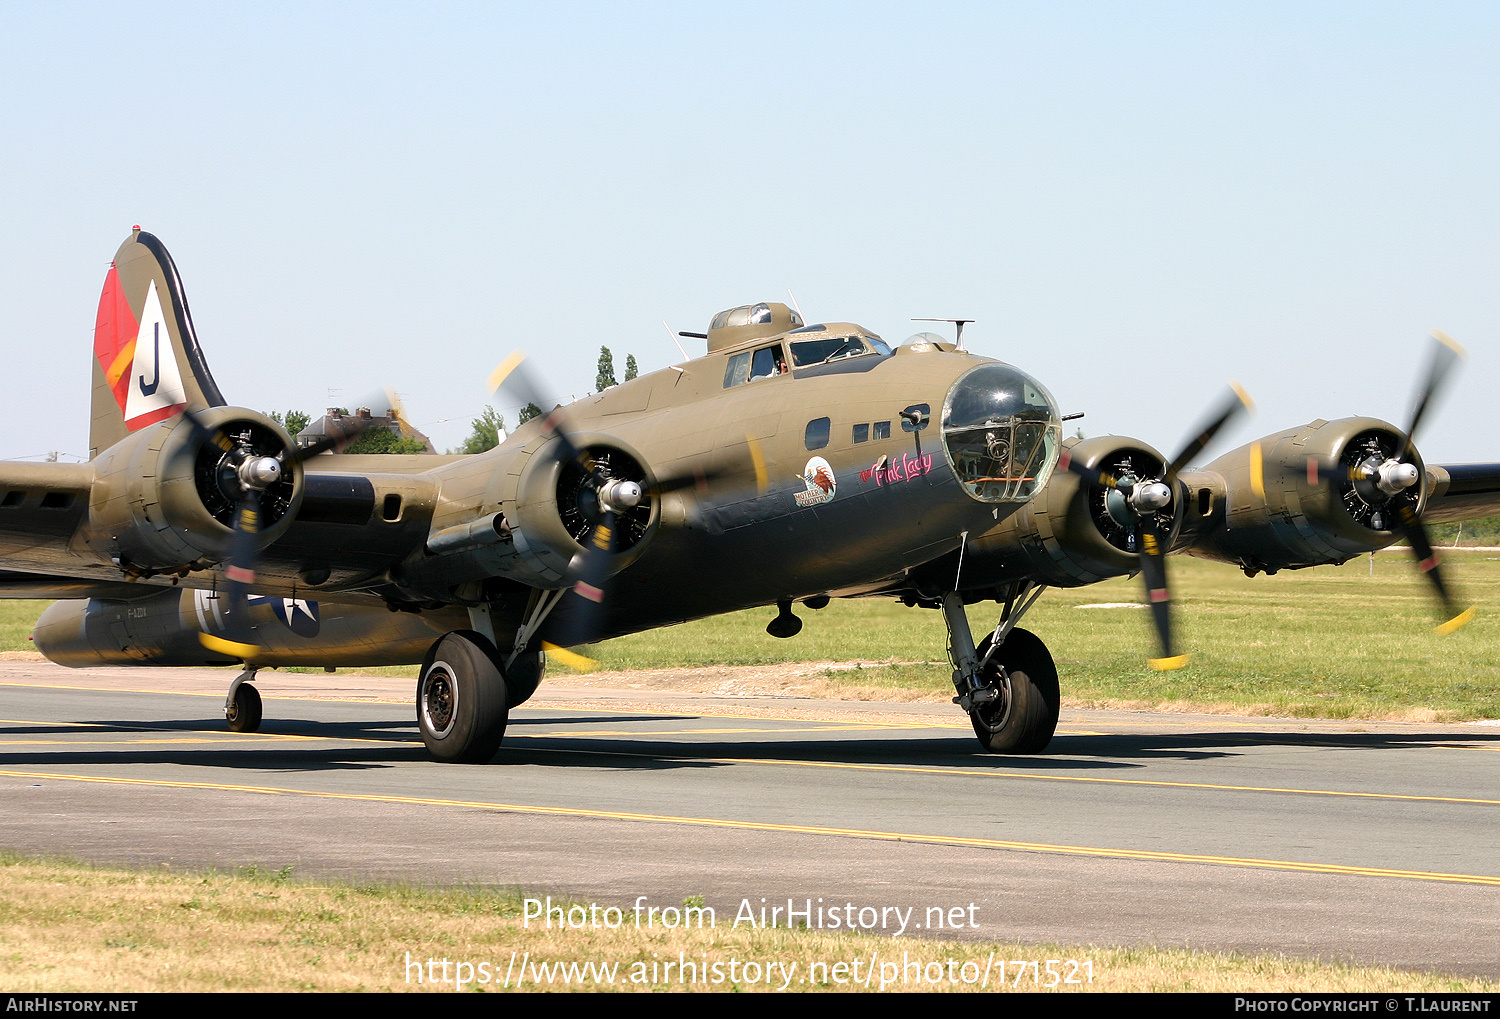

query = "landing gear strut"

[
  {"left": 941, "top": 585, "right": 1059, "bottom": 754},
  {"left": 225, "top": 667, "right": 262, "bottom": 733}
]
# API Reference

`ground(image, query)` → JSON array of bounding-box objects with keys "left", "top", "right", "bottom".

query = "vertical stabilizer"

[{"left": 90, "top": 228, "right": 226, "bottom": 457}]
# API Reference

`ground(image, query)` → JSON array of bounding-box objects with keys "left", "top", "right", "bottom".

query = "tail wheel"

[
  {"left": 417, "top": 631, "right": 509, "bottom": 763},
  {"left": 226, "top": 683, "right": 262, "bottom": 733},
  {"left": 969, "top": 627, "right": 1059, "bottom": 754}
]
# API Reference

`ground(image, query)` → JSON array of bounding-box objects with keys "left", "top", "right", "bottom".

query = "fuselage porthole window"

[
  {"left": 853, "top": 423, "right": 869, "bottom": 443},
  {"left": 873, "top": 421, "right": 891, "bottom": 441},
  {"left": 805, "top": 417, "right": 831, "bottom": 451}
]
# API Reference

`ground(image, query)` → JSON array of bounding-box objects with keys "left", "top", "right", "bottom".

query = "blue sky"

[{"left": 2, "top": 2, "right": 1496, "bottom": 462}]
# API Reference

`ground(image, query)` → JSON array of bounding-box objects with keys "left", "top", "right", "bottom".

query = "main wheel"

[
  {"left": 502, "top": 648, "right": 546, "bottom": 709},
  {"left": 226, "top": 683, "right": 262, "bottom": 733},
  {"left": 417, "top": 631, "right": 510, "bottom": 763},
  {"left": 968, "top": 627, "right": 1059, "bottom": 754}
]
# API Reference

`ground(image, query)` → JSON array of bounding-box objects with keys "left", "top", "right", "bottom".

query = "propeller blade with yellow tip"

[{"left": 542, "top": 641, "right": 598, "bottom": 672}]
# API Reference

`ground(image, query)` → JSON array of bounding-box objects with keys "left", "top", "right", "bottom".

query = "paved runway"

[{"left": 2, "top": 661, "right": 1498, "bottom": 977}]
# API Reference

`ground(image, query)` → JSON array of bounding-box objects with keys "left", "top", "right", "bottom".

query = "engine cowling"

[
  {"left": 397, "top": 431, "right": 662, "bottom": 598},
  {"left": 84, "top": 407, "right": 302, "bottom": 574},
  {"left": 949, "top": 434, "right": 1176, "bottom": 590},
  {"left": 1180, "top": 416, "right": 1423, "bottom": 573}
]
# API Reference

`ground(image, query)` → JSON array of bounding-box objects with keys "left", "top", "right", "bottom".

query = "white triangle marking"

[{"left": 123, "top": 279, "right": 187, "bottom": 427}]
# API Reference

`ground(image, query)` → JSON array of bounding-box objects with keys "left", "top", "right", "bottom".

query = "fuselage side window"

[
  {"left": 805, "top": 417, "right": 831, "bottom": 451},
  {"left": 853, "top": 423, "right": 870, "bottom": 443},
  {"left": 723, "top": 352, "right": 751, "bottom": 388},
  {"left": 873, "top": 421, "right": 891, "bottom": 440}
]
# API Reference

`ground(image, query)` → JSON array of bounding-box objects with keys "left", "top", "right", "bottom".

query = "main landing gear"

[
  {"left": 941, "top": 583, "right": 1060, "bottom": 754},
  {"left": 417, "top": 630, "right": 513, "bottom": 763}
]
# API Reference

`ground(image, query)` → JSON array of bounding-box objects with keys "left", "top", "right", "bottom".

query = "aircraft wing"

[
  {"left": 0, "top": 454, "right": 441, "bottom": 604},
  {"left": 0, "top": 460, "right": 104, "bottom": 595},
  {"left": 1424, "top": 463, "right": 1500, "bottom": 523}
]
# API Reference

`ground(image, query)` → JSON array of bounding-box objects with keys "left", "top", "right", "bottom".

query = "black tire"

[
  {"left": 968, "top": 627, "right": 1059, "bottom": 754},
  {"left": 424, "top": 630, "right": 543, "bottom": 709},
  {"left": 417, "top": 631, "right": 509, "bottom": 763},
  {"left": 502, "top": 649, "right": 546, "bottom": 709},
  {"left": 227, "top": 683, "right": 262, "bottom": 733}
]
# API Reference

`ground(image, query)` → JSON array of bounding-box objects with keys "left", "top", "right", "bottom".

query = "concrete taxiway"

[{"left": 1, "top": 660, "right": 1497, "bottom": 977}]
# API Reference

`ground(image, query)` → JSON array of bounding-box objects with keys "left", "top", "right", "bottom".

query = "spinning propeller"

[
  {"left": 1257, "top": 331, "right": 1473, "bottom": 635},
  {"left": 488, "top": 351, "right": 766, "bottom": 652},
  {"left": 192, "top": 402, "right": 384, "bottom": 658},
  {"left": 1059, "top": 384, "right": 1255, "bottom": 670}
]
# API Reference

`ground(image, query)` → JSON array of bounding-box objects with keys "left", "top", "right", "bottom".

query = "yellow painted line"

[
  {"left": 2, "top": 767, "right": 1496, "bottom": 888},
  {"left": 0, "top": 717, "right": 110, "bottom": 727},
  {"left": 0, "top": 681, "right": 413, "bottom": 706},
  {"left": 694, "top": 756, "right": 1500, "bottom": 808},
  {"left": 513, "top": 724, "right": 891, "bottom": 738},
  {"left": 0, "top": 718, "right": 412, "bottom": 747},
  {"left": 0, "top": 738, "right": 288, "bottom": 746}
]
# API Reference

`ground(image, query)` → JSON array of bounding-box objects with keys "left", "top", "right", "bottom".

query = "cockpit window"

[
  {"left": 723, "top": 351, "right": 751, "bottom": 388},
  {"left": 749, "top": 344, "right": 786, "bottom": 380},
  {"left": 725, "top": 345, "right": 788, "bottom": 387},
  {"left": 789, "top": 333, "right": 889, "bottom": 368}
]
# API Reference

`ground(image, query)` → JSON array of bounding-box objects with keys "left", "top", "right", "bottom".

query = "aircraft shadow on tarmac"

[{"left": 4, "top": 713, "right": 1493, "bottom": 775}]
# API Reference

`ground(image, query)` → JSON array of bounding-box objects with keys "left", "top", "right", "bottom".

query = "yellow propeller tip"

[
  {"left": 542, "top": 641, "right": 598, "bottom": 672},
  {"left": 1431, "top": 330, "right": 1467, "bottom": 359},
  {"left": 1148, "top": 654, "right": 1190, "bottom": 672},
  {"left": 1434, "top": 606, "right": 1476, "bottom": 636},
  {"left": 1229, "top": 381, "right": 1255, "bottom": 413},
  {"left": 745, "top": 433, "right": 769, "bottom": 495},
  {"left": 199, "top": 633, "right": 260, "bottom": 658},
  {"left": 487, "top": 350, "right": 527, "bottom": 393}
]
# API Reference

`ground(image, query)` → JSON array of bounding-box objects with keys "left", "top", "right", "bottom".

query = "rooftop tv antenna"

[{"left": 912, "top": 318, "right": 974, "bottom": 353}]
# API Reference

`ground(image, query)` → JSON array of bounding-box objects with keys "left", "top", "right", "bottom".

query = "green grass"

[
  {"left": 0, "top": 600, "right": 49, "bottom": 653},
  {"left": 581, "top": 550, "right": 1500, "bottom": 720},
  {"left": 6, "top": 550, "right": 1499, "bottom": 720},
  {"left": 1426, "top": 513, "right": 1500, "bottom": 546}
]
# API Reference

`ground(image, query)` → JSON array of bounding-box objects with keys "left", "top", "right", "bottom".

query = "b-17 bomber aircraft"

[{"left": 7, "top": 229, "right": 1499, "bottom": 761}]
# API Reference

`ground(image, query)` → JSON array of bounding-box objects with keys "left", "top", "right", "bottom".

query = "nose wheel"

[
  {"left": 941, "top": 590, "right": 1059, "bottom": 754},
  {"left": 966, "top": 628, "right": 1059, "bottom": 754}
]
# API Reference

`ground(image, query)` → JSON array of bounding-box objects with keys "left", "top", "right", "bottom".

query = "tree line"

[{"left": 268, "top": 345, "right": 639, "bottom": 457}]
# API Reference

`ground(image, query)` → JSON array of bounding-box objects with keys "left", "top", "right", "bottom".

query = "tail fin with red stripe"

[{"left": 90, "top": 227, "right": 225, "bottom": 457}]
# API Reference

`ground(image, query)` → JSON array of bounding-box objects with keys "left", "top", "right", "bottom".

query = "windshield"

[{"left": 789, "top": 333, "right": 890, "bottom": 367}]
